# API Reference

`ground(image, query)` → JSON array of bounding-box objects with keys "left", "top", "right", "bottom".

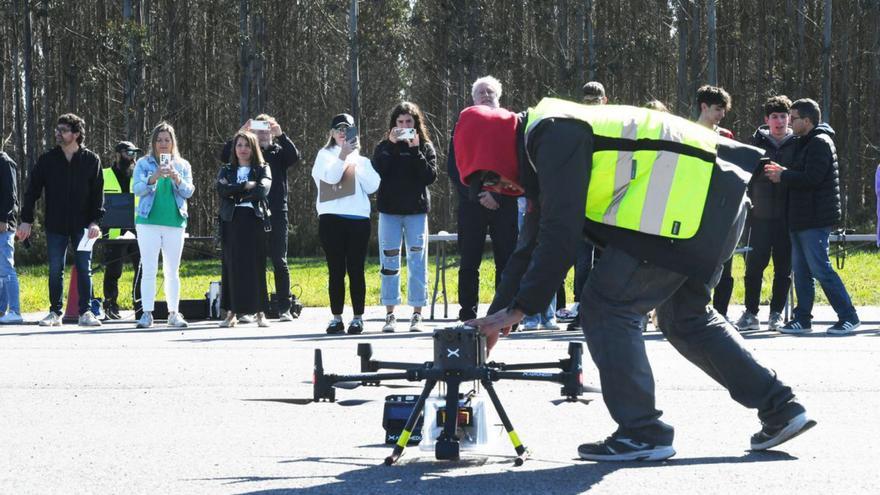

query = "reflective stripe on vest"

[
  {"left": 525, "top": 98, "right": 720, "bottom": 239},
  {"left": 102, "top": 167, "right": 135, "bottom": 239}
]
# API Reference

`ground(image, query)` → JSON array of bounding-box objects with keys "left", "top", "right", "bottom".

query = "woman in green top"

[{"left": 132, "top": 122, "right": 195, "bottom": 329}]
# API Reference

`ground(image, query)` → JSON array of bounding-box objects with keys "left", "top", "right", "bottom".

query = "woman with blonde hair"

[
  {"left": 217, "top": 131, "right": 272, "bottom": 327},
  {"left": 132, "top": 121, "right": 195, "bottom": 328}
]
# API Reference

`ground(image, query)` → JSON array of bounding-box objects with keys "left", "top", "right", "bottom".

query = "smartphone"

[
  {"left": 250, "top": 120, "right": 270, "bottom": 131},
  {"left": 160, "top": 153, "right": 172, "bottom": 167},
  {"left": 398, "top": 128, "right": 416, "bottom": 140},
  {"left": 345, "top": 126, "right": 359, "bottom": 147}
]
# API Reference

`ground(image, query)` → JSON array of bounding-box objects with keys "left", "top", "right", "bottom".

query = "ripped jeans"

[{"left": 378, "top": 213, "right": 428, "bottom": 308}]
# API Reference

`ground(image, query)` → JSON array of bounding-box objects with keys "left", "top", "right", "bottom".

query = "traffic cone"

[{"left": 63, "top": 266, "right": 80, "bottom": 323}]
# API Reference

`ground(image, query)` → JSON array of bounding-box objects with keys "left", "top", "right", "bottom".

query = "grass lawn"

[{"left": 14, "top": 249, "right": 880, "bottom": 314}]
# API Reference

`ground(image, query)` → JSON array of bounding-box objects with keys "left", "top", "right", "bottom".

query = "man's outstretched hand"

[{"left": 466, "top": 307, "right": 524, "bottom": 352}]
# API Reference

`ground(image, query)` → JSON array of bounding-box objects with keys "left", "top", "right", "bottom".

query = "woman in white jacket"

[{"left": 312, "top": 113, "right": 380, "bottom": 334}]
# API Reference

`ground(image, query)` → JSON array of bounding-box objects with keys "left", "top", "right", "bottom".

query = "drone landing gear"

[{"left": 383, "top": 376, "right": 529, "bottom": 466}]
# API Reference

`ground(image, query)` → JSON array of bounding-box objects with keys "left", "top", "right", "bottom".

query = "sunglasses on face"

[{"left": 125, "top": 150, "right": 138, "bottom": 157}]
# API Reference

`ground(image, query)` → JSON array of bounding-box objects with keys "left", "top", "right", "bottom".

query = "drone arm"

[{"left": 487, "top": 360, "right": 568, "bottom": 371}]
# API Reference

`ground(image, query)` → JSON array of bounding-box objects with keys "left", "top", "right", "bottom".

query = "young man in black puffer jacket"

[
  {"left": 764, "top": 98, "right": 860, "bottom": 335},
  {"left": 734, "top": 96, "right": 797, "bottom": 332}
]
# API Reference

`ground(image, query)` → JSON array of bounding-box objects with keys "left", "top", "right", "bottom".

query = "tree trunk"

[
  {"left": 586, "top": 0, "right": 595, "bottom": 81},
  {"left": 349, "top": 0, "right": 359, "bottom": 126},
  {"left": 38, "top": 0, "right": 52, "bottom": 149},
  {"left": 821, "top": 0, "right": 832, "bottom": 122},
  {"left": 23, "top": 0, "right": 36, "bottom": 171},
  {"left": 239, "top": 0, "right": 251, "bottom": 125},
  {"left": 796, "top": 0, "right": 805, "bottom": 94},
  {"left": 676, "top": 1, "right": 689, "bottom": 115},
  {"left": 556, "top": 0, "right": 569, "bottom": 92},
  {"left": 574, "top": 0, "right": 585, "bottom": 90},
  {"left": 706, "top": 0, "right": 717, "bottom": 86}
]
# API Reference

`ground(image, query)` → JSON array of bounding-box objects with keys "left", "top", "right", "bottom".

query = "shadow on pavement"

[{"left": 216, "top": 450, "right": 797, "bottom": 494}]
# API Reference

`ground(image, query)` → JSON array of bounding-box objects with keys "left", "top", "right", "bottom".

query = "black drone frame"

[{"left": 311, "top": 326, "right": 589, "bottom": 466}]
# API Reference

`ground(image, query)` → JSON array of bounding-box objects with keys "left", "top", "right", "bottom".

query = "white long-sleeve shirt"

[{"left": 311, "top": 146, "right": 380, "bottom": 218}]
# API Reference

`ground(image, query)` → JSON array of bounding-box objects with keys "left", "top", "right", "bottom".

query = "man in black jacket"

[
  {"left": 221, "top": 114, "right": 300, "bottom": 320},
  {"left": 734, "top": 96, "right": 797, "bottom": 332},
  {"left": 0, "top": 151, "right": 23, "bottom": 323},
  {"left": 466, "top": 99, "right": 814, "bottom": 461},
  {"left": 18, "top": 113, "right": 104, "bottom": 327},
  {"left": 765, "top": 98, "right": 860, "bottom": 335},
  {"left": 447, "top": 76, "right": 518, "bottom": 321}
]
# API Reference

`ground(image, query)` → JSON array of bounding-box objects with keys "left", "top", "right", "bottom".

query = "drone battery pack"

[{"left": 382, "top": 394, "right": 424, "bottom": 445}]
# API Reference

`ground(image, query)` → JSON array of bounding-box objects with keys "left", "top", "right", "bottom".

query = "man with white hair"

[{"left": 446, "top": 76, "right": 518, "bottom": 321}]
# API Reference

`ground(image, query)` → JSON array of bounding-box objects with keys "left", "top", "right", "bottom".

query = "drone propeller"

[
  {"left": 551, "top": 397, "right": 593, "bottom": 406},
  {"left": 299, "top": 380, "right": 419, "bottom": 390},
  {"left": 243, "top": 398, "right": 373, "bottom": 407}
]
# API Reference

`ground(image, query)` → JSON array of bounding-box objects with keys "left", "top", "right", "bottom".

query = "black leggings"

[{"left": 319, "top": 214, "right": 371, "bottom": 315}]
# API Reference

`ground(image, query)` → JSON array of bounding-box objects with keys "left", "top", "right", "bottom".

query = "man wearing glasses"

[
  {"left": 18, "top": 113, "right": 104, "bottom": 327},
  {"left": 101, "top": 141, "right": 143, "bottom": 320},
  {"left": 764, "top": 98, "right": 860, "bottom": 335}
]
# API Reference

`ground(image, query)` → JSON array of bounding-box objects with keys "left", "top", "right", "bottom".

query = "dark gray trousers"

[{"left": 580, "top": 245, "right": 804, "bottom": 445}]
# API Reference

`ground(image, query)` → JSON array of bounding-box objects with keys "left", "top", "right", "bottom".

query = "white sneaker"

[
  {"left": 278, "top": 311, "right": 294, "bottom": 322},
  {"left": 168, "top": 312, "right": 188, "bottom": 328},
  {"left": 382, "top": 314, "right": 396, "bottom": 333},
  {"left": 0, "top": 311, "right": 24, "bottom": 324},
  {"left": 136, "top": 311, "right": 154, "bottom": 329},
  {"left": 256, "top": 312, "right": 270, "bottom": 328},
  {"left": 39, "top": 312, "right": 63, "bottom": 327},
  {"left": 219, "top": 313, "right": 237, "bottom": 328},
  {"left": 541, "top": 318, "right": 560, "bottom": 330},
  {"left": 238, "top": 314, "right": 256, "bottom": 324},
  {"left": 768, "top": 312, "right": 784, "bottom": 330},
  {"left": 78, "top": 311, "right": 102, "bottom": 327},
  {"left": 409, "top": 313, "right": 424, "bottom": 332}
]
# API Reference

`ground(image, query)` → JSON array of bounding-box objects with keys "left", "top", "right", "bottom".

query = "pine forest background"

[{"left": 2, "top": 0, "right": 879, "bottom": 262}]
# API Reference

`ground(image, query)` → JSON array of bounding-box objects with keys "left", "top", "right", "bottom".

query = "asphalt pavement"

[{"left": 1, "top": 304, "right": 878, "bottom": 494}]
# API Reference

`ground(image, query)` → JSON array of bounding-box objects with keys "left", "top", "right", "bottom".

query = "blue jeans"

[
  {"left": 518, "top": 198, "right": 555, "bottom": 324},
  {"left": 47, "top": 231, "right": 93, "bottom": 316},
  {"left": 0, "top": 231, "right": 21, "bottom": 314},
  {"left": 790, "top": 227, "right": 858, "bottom": 322},
  {"left": 378, "top": 213, "right": 428, "bottom": 307}
]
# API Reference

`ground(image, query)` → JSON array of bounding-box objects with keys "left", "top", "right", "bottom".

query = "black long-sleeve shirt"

[
  {"left": 220, "top": 134, "right": 299, "bottom": 213},
  {"left": 372, "top": 139, "right": 437, "bottom": 214},
  {"left": 21, "top": 146, "right": 104, "bottom": 235},
  {"left": 0, "top": 152, "right": 18, "bottom": 229}
]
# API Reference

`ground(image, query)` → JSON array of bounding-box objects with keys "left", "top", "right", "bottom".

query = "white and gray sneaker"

[
  {"left": 256, "top": 312, "right": 270, "bottom": 328},
  {"left": 39, "top": 312, "right": 63, "bottom": 327},
  {"left": 409, "top": 313, "right": 424, "bottom": 332},
  {"left": 78, "top": 311, "right": 102, "bottom": 327},
  {"left": 382, "top": 314, "right": 397, "bottom": 333},
  {"left": 0, "top": 311, "right": 24, "bottom": 324},
  {"left": 238, "top": 314, "right": 256, "bottom": 324},
  {"left": 168, "top": 312, "right": 188, "bottom": 328},
  {"left": 278, "top": 310, "right": 294, "bottom": 322},
  {"left": 735, "top": 311, "right": 760, "bottom": 332},
  {"left": 768, "top": 312, "right": 784, "bottom": 331},
  {"left": 136, "top": 311, "right": 154, "bottom": 329}
]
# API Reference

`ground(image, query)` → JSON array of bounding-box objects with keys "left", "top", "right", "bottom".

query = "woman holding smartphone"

[
  {"left": 312, "top": 113, "right": 380, "bottom": 334},
  {"left": 132, "top": 122, "right": 195, "bottom": 328},
  {"left": 372, "top": 102, "right": 437, "bottom": 332},
  {"left": 216, "top": 131, "right": 273, "bottom": 328}
]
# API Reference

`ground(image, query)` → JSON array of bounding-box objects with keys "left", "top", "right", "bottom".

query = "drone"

[{"left": 301, "top": 325, "right": 597, "bottom": 466}]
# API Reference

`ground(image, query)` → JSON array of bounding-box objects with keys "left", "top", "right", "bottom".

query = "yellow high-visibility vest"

[
  {"left": 102, "top": 167, "right": 136, "bottom": 239},
  {"left": 525, "top": 97, "right": 721, "bottom": 240}
]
